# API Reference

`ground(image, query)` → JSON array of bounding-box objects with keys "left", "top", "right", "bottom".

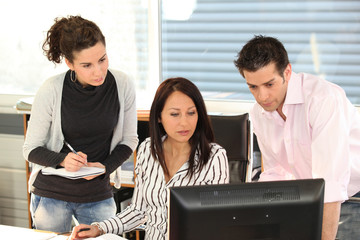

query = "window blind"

[{"left": 161, "top": 0, "right": 360, "bottom": 104}]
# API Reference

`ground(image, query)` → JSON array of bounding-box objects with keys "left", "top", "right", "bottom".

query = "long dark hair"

[
  {"left": 234, "top": 35, "right": 289, "bottom": 78},
  {"left": 149, "top": 77, "right": 214, "bottom": 179},
  {"left": 42, "top": 15, "right": 105, "bottom": 64}
]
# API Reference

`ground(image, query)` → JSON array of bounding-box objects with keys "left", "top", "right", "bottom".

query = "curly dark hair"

[{"left": 42, "top": 15, "right": 105, "bottom": 64}]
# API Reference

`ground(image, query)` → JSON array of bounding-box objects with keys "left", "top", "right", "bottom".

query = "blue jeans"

[
  {"left": 30, "top": 194, "right": 116, "bottom": 233},
  {"left": 336, "top": 192, "right": 360, "bottom": 239}
]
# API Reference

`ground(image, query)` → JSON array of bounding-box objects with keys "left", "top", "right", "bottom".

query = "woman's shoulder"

[
  {"left": 41, "top": 72, "right": 67, "bottom": 88},
  {"left": 135, "top": 137, "right": 155, "bottom": 168},
  {"left": 209, "top": 142, "right": 226, "bottom": 153},
  {"left": 34, "top": 72, "right": 67, "bottom": 100},
  {"left": 208, "top": 143, "right": 228, "bottom": 160},
  {"left": 108, "top": 69, "right": 131, "bottom": 83},
  {"left": 108, "top": 69, "right": 135, "bottom": 94},
  {"left": 196, "top": 142, "right": 227, "bottom": 170},
  {"left": 137, "top": 137, "right": 151, "bottom": 151}
]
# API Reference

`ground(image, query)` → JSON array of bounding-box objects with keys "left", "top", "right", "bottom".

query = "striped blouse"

[{"left": 97, "top": 137, "right": 229, "bottom": 240}]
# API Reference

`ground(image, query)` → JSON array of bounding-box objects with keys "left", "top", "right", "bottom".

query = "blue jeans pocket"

[{"left": 30, "top": 193, "right": 42, "bottom": 218}]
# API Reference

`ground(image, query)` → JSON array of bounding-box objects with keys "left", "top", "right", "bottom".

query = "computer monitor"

[{"left": 169, "top": 179, "right": 324, "bottom": 240}]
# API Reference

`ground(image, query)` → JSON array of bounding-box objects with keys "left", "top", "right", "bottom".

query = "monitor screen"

[{"left": 169, "top": 179, "right": 324, "bottom": 240}]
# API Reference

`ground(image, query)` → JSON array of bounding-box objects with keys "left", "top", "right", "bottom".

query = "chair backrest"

[{"left": 209, "top": 113, "right": 252, "bottom": 183}]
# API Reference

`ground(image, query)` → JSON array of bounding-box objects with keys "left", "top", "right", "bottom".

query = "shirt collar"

[
  {"left": 284, "top": 71, "right": 304, "bottom": 105},
  {"left": 261, "top": 72, "right": 304, "bottom": 120}
]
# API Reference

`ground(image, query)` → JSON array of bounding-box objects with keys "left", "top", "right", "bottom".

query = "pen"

[
  {"left": 64, "top": 140, "right": 88, "bottom": 166},
  {"left": 77, "top": 228, "right": 91, "bottom": 233}
]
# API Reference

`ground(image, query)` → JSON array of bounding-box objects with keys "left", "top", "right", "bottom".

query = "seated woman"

[{"left": 69, "top": 77, "right": 230, "bottom": 240}]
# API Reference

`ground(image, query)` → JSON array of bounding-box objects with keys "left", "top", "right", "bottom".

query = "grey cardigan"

[{"left": 23, "top": 69, "right": 138, "bottom": 190}]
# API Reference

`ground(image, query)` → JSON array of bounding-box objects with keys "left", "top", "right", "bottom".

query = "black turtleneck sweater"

[{"left": 29, "top": 70, "right": 132, "bottom": 203}]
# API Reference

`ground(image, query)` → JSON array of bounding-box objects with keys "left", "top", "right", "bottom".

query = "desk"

[
  {"left": 0, "top": 224, "right": 68, "bottom": 239},
  {"left": 0, "top": 224, "right": 130, "bottom": 239}
]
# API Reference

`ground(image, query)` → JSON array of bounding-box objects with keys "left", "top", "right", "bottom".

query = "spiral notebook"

[{"left": 41, "top": 167, "right": 105, "bottom": 179}]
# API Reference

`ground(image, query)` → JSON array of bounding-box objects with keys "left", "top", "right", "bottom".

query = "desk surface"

[
  {"left": 0, "top": 224, "right": 128, "bottom": 239},
  {"left": 0, "top": 224, "right": 67, "bottom": 240}
]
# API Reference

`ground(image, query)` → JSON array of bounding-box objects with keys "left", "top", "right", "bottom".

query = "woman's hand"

[
  {"left": 60, "top": 152, "right": 88, "bottom": 172},
  {"left": 82, "top": 162, "right": 106, "bottom": 180},
  {"left": 68, "top": 224, "right": 100, "bottom": 240}
]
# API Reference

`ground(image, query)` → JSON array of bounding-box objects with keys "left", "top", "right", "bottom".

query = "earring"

[{"left": 70, "top": 70, "right": 76, "bottom": 83}]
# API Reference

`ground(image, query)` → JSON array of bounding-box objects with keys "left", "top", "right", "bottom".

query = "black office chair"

[{"left": 209, "top": 113, "right": 253, "bottom": 183}]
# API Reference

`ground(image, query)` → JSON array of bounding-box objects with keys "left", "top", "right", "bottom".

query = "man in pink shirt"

[{"left": 234, "top": 35, "right": 360, "bottom": 240}]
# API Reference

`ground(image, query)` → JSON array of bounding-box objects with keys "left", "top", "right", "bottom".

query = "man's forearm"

[{"left": 322, "top": 201, "right": 341, "bottom": 240}]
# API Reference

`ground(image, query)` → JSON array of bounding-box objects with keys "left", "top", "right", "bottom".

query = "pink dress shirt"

[{"left": 250, "top": 72, "right": 360, "bottom": 203}]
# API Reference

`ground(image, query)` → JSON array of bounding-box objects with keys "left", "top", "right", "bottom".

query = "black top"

[{"left": 29, "top": 70, "right": 132, "bottom": 203}]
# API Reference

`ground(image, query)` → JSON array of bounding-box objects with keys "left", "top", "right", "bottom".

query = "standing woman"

[
  {"left": 70, "top": 77, "right": 229, "bottom": 240},
  {"left": 23, "top": 15, "right": 138, "bottom": 233}
]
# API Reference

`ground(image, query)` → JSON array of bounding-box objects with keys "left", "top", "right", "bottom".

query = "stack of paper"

[
  {"left": 42, "top": 167, "right": 105, "bottom": 179},
  {"left": 121, "top": 171, "right": 134, "bottom": 184},
  {"left": 16, "top": 97, "right": 34, "bottom": 111},
  {"left": 121, "top": 161, "right": 134, "bottom": 184}
]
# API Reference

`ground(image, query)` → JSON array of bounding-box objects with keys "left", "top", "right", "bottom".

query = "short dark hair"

[
  {"left": 42, "top": 15, "right": 106, "bottom": 64},
  {"left": 149, "top": 77, "right": 214, "bottom": 179},
  {"left": 234, "top": 35, "right": 289, "bottom": 78}
]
